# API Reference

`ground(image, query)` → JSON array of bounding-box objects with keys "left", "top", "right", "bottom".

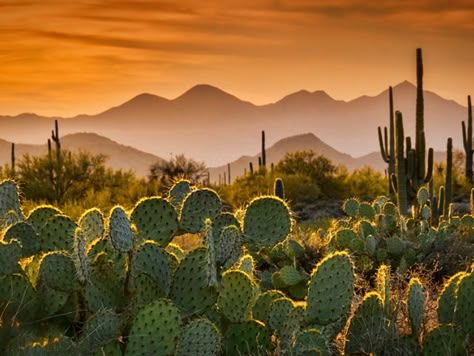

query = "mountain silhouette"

[{"left": 0, "top": 81, "right": 468, "bottom": 166}]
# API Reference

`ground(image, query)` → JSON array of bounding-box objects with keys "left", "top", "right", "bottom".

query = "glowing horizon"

[{"left": 1, "top": 0, "right": 473, "bottom": 117}]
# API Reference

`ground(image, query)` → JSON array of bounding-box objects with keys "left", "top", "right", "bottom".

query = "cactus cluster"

[{"left": 0, "top": 179, "right": 472, "bottom": 355}]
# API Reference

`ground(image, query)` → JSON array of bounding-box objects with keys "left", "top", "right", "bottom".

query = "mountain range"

[{"left": 0, "top": 81, "right": 468, "bottom": 167}]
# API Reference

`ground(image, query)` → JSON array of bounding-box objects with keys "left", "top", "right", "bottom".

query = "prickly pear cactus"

[
  {"left": 306, "top": 251, "right": 354, "bottom": 325},
  {"left": 0, "top": 180, "right": 23, "bottom": 226},
  {"left": 268, "top": 297, "right": 294, "bottom": 337},
  {"left": 73, "top": 228, "right": 89, "bottom": 284},
  {"left": 3, "top": 222, "right": 39, "bottom": 257},
  {"left": 218, "top": 269, "right": 256, "bottom": 322},
  {"left": 454, "top": 271, "right": 474, "bottom": 334},
  {"left": 422, "top": 325, "right": 467, "bottom": 356},
  {"left": 359, "top": 202, "right": 375, "bottom": 220},
  {"left": 216, "top": 225, "right": 242, "bottom": 268},
  {"left": 375, "top": 264, "right": 391, "bottom": 315},
  {"left": 407, "top": 278, "right": 424, "bottom": 338},
  {"left": 131, "top": 197, "right": 178, "bottom": 246},
  {"left": 211, "top": 212, "right": 241, "bottom": 236},
  {"left": 253, "top": 290, "right": 286, "bottom": 325},
  {"left": 108, "top": 206, "right": 133, "bottom": 253},
  {"left": 437, "top": 271, "right": 465, "bottom": 324},
  {"left": 223, "top": 320, "right": 273, "bottom": 356},
  {"left": 169, "top": 179, "right": 192, "bottom": 211},
  {"left": 0, "top": 239, "right": 21, "bottom": 276},
  {"left": 133, "top": 240, "right": 172, "bottom": 297},
  {"left": 78, "top": 208, "right": 104, "bottom": 244},
  {"left": 343, "top": 198, "right": 359, "bottom": 217},
  {"left": 335, "top": 228, "right": 358, "bottom": 249},
  {"left": 26, "top": 205, "right": 62, "bottom": 232},
  {"left": 344, "top": 292, "right": 387, "bottom": 355},
  {"left": 277, "top": 265, "right": 303, "bottom": 287},
  {"left": 0, "top": 273, "right": 37, "bottom": 322},
  {"left": 175, "top": 319, "right": 221, "bottom": 356},
  {"left": 170, "top": 248, "right": 217, "bottom": 315},
  {"left": 125, "top": 299, "right": 182, "bottom": 355},
  {"left": 80, "top": 309, "right": 121, "bottom": 351},
  {"left": 294, "top": 328, "right": 332, "bottom": 356},
  {"left": 179, "top": 188, "right": 221, "bottom": 233},
  {"left": 236, "top": 254, "right": 255, "bottom": 276},
  {"left": 243, "top": 196, "right": 291, "bottom": 249},
  {"left": 39, "top": 214, "right": 77, "bottom": 252},
  {"left": 38, "top": 251, "right": 80, "bottom": 292}
]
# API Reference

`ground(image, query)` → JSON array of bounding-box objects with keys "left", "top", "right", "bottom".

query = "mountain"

[
  {"left": 0, "top": 81, "right": 468, "bottom": 166},
  {"left": 0, "top": 133, "right": 163, "bottom": 177},
  {"left": 208, "top": 133, "right": 450, "bottom": 184}
]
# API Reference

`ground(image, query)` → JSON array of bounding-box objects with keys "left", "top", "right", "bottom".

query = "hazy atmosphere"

[{"left": 1, "top": 0, "right": 473, "bottom": 116}]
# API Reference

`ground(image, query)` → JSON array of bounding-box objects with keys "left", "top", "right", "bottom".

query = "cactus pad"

[
  {"left": 223, "top": 320, "right": 273, "bottom": 356},
  {"left": 38, "top": 251, "right": 80, "bottom": 292},
  {"left": 78, "top": 208, "right": 104, "bottom": 244},
  {"left": 179, "top": 188, "right": 221, "bottom": 233},
  {"left": 0, "top": 239, "right": 21, "bottom": 276},
  {"left": 133, "top": 241, "right": 172, "bottom": 297},
  {"left": 422, "top": 325, "right": 467, "bottom": 356},
  {"left": 407, "top": 277, "right": 424, "bottom": 337},
  {"left": 170, "top": 248, "right": 217, "bottom": 315},
  {"left": 169, "top": 179, "right": 192, "bottom": 211},
  {"left": 80, "top": 309, "right": 121, "bottom": 351},
  {"left": 344, "top": 292, "right": 387, "bottom": 355},
  {"left": 39, "top": 214, "right": 77, "bottom": 252},
  {"left": 243, "top": 196, "right": 291, "bottom": 249},
  {"left": 437, "top": 271, "right": 465, "bottom": 324},
  {"left": 3, "top": 222, "right": 39, "bottom": 257},
  {"left": 343, "top": 198, "right": 359, "bottom": 217},
  {"left": 131, "top": 197, "right": 178, "bottom": 246},
  {"left": 294, "top": 328, "right": 331, "bottom": 356},
  {"left": 26, "top": 205, "right": 62, "bottom": 232},
  {"left": 217, "top": 269, "right": 256, "bottom": 322},
  {"left": 454, "top": 271, "right": 474, "bottom": 334},
  {"left": 108, "top": 206, "right": 133, "bottom": 253},
  {"left": 175, "top": 319, "right": 221, "bottom": 356},
  {"left": 126, "top": 299, "right": 181, "bottom": 355},
  {"left": 306, "top": 251, "right": 354, "bottom": 325},
  {"left": 253, "top": 290, "right": 286, "bottom": 325}
]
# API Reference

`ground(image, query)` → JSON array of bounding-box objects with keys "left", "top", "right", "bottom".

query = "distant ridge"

[
  {"left": 0, "top": 81, "right": 467, "bottom": 167},
  {"left": 0, "top": 133, "right": 163, "bottom": 177}
]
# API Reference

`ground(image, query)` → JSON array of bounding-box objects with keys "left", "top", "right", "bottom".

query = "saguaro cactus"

[
  {"left": 444, "top": 138, "right": 453, "bottom": 216},
  {"left": 462, "top": 95, "right": 473, "bottom": 183},
  {"left": 378, "top": 86, "right": 395, "bottom": 197},
  {"left": 394, "top": 112, "right": 408, "bottom": 214},
  {"left": 261, "top": 130, "right": 266, "bottom": 169}
]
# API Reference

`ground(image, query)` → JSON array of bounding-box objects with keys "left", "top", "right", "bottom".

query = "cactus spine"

[
  {"left": 378, "top": 86, "right": 395, "bottom": 198},
  {"left": 462, "top": 95, "right": 473, "bottom": 183}
]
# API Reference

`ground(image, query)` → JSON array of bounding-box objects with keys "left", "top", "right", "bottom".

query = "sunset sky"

[{"left": 1, "top": 0, "right": 473, "bottom": 117}]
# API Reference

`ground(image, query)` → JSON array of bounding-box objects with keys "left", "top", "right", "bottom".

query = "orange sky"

[{"left": 1, "top": 0, "right": 473, "bottom": 116}]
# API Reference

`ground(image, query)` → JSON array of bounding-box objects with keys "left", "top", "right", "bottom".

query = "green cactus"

[
  {"left": 108, "top": 206, "right": 133, "bottom": 253},
  {"left": 344, "top": 292, "right": 388, "bottom": 355},
  {"left": 268, "top": 297, "right": 294, "bottom": 337},
  {"left": 125, "top": 299, "right": 182, "bottom": 355},
  {"left": 223, "top": 320, "right": 273, "bottom": 356},
  {"left": 133, "top": 272, "right": 162, "bottom": 306},
  {"left": 280, "top": 304, "right": 305, "bottom": 351},
  {"left": 26, "top": 205, "right": 62, "bottom": 232},
  {"left": 175, "top": 319, "right": 221, "bottom": 356},
  {"left": 72, "top": 228, "right": 89, "bottom": 284},
  {"left": 37, "top": 251, "right": 80, "bottom": 292},
  {"left": 252, "top": 290, "right": 286, "bottom": 325},
  {"left": 444, "top": 138, "right": 453, "bottom": 217},
  {"left": 462, "top": 95, "right": 473, "bottom": 183},
  {"left": 274, "top": 177, "right": 285, "bottom": 199},
  {"left": 454, "top": 271, "right": 474, "bottom": 334},
  {"left": 278, "top": 265, "right": 303, "bottom": 287},
  {"left": 218, "top": 269, "right": 256, "bottom": 322},
  {"left": 334, "top": 228, "right": 358, "bottom": 249},
  {"left": 294, "top": 328, "right": 332, "bottom": 356},
  {"left": 78, "top": 208, "right": 104, "bottom": 244},
  {"left": 422, "top": 325, "right": 467, "bottom": 356},
  {"left": 3, "top": 222, "right": 39, "bottom": 257},
  {"left": 407, "top": 277, "right": 424, "bottom": 338},
  {"left": 0, "top": 179, "right": 23, "bottom": 226},
  {"left": 378, "top": 86, "right": 396, "bottom": 198},
  {"left": 437, "top": 271, "right": 465, "bottom": 324},
  {"left": 0, "top": 273, "right": 37, "bottom": 322},
  {"left": 306, "top": 251, "right": 354, "bottom": 326},
  {"left": 79, "top": 309, "right": 121, "bottom": 351},
  {"left": 133, "top": 240, "right": 172, "bottom": 297},
  {"left": 130, "top": 197, "right": 178, "bottom": 246},
  {"left": 168, "top": 179, "right": 192, "bottom": 211},
  {"left": 39, "top": 214, "right": 77, "bottom": 252},
  {"left": 343, "top": 198, "right": 359, "bottom": 217},
  {"left": 205, "top": 219, "right": 218, "bottom": 287},
  {"left": 236, "top": 254, "right": 255, "bottom": 276},
  {"left": 179, "top": 188, "right": 222, "bottom": 233},
  {"left": 0, "top": 239, "right": 21, "bottom": 277},
  {"left": 170, "top": 248, "right": 217, "bottom": 316},
  {"left": 85, "top": 252, "right": 124, "bottom": 312},
  {"left": 243, "top": 195, "right": 291, "bottom": 249},
  {"left": 215, "top": 225, "right": 242, "bottom": 268}
]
